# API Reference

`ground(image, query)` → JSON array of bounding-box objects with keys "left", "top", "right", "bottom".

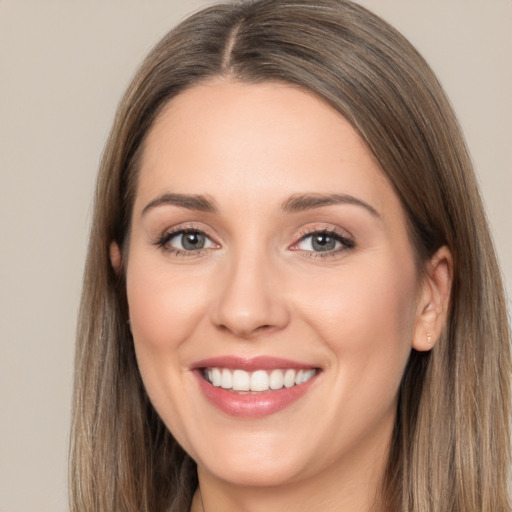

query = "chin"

[
  {"left": 186, "top": 428, "right": 313, "bottom": 488},
  {"left": 198, "top": 454, "right": 306, "bottom": 488}
]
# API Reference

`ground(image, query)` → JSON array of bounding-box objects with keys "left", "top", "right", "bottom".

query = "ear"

[
  {"left": 412, "top": 246, "right": 453, "bottom": 351},
  {"left": 109, "top": 242, "right": 122, "bottom": 273}
]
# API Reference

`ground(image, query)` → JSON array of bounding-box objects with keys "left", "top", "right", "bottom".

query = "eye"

[
  {"left": 158, "top": 229, "right": 217, "bottom": 253},
  {"left": 294, "top": 230, "right": 354, "bottom": 254}
]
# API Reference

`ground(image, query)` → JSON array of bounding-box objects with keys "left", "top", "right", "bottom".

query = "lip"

[
  {"left": 191, "top": 355, "right": 316, "bottom": 372},
  {"left": 191, "top": 356, "right": 320, "bottom": 418}
]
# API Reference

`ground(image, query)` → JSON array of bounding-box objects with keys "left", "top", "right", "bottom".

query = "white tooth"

[
  {"left": 250, "top": 370, "right": 270, "bottom": 391},
  {"left": 304, "top": 369, "right": 316, "bottom": 382},
  {"left": 269, "top": 369, "right": 285, "bottom": 390},
  {"left": 211, "top": 368, "right": 221, "bottom": 387},
  {"left": 284, "top": 369, "right": 296, "bottom": 388},
  {"left": 304, "top": 370, "right": 312, "bottom": 381},
  {"left": 220, "top": 368, "right": 232, "bottom": 389},
  {"left": 206, "top": 368, "right": 213, "bottom": 383},
  {"left": 232, "top": 369, "right": 250, "bottom": 391},
  {"left": 295, "top": 369, "right": 304, "bottom": 385}
]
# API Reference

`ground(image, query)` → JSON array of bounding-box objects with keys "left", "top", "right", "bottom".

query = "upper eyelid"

[
  {"left": 294, "top": 225, "right": 354, "bottom": 242},
  {"left": 153, "top": 222, "right": 354, "bottom": 248},
  {"left": 158, "top": 223, "right": 217, "bottom": 239},
  {"left": 155, "top": 227, "right": 219, "bottom": 257},
  {"left": 153, "top": 223, "right": 219, "bottom": 251},
  {"left": 165, "top": 230, "right": 217, "bottom": 247},
  {"left": 290, "top": 226, "right": 355, "bottom": 251}
]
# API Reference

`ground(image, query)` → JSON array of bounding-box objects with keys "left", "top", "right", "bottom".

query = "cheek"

[
  {"left": 124, "top": 250, "right": 216, "bottom": 428},
  {"left": 124, "top": 253, "right": 216, "bottom": 448},
  {"left": 292, "top": 255, "right": 419, "bottom": 391},
  {"left": 126, "top": 257, "right": 212, "bottom": 354},
  {"left": 297, "top": 260, "right": 416, "bottom": 339},
  {"left": 288, "top": 257, "right": 419, "bottom": 451}
]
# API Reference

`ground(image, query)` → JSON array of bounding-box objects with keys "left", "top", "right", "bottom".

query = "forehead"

[{"left": 135, "top": 79, "right": 402, "bottom": 225}]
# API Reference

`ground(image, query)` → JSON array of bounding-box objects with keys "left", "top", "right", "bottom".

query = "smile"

[
  {"left": 203, "top": 367, "right": 317, "bottom": 392},
  {"left": 192, "top": 357, "right": 321, "bottom": 418}
]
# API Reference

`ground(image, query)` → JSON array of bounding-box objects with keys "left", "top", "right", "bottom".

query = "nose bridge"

[{"left": 212, "top": 240, "right": 289, "bottom": 338}]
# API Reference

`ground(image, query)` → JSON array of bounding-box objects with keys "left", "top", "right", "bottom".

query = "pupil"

[
  {"left": 182, "top": 232, "right": 205, "bottom": 250},
  {"left": 312, "top": 234, "right": 335, "bottom": 252}
]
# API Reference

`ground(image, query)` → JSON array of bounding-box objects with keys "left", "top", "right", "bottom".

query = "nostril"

[{"left": 215, "top": 322, "right": 276, "bottom": 339}]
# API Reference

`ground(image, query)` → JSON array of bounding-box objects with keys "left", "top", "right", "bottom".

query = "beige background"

[{"left": 0, "top": 1, "right": 510, "bottom": 511}]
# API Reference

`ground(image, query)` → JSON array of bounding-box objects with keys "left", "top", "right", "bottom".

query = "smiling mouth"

[{"left": 202, "top": 367, "right": 318, "bottom": 392}]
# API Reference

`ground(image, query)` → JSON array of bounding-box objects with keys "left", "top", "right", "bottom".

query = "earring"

[{"left": 427, "top": 333, "right": 432, "bottom": 347}]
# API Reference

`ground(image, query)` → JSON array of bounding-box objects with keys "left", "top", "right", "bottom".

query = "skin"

[{"left": 112, "top": 80, "right": 452, "bottom": 512}]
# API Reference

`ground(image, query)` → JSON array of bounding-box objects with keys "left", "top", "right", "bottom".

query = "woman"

[{"left": 70, "top": 1, "right": 511, "bottom": 511}]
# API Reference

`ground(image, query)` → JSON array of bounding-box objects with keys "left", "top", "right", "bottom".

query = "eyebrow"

[
  {"left": 281, "top": 193, "right": 380, "bottom": 217},
  {"left": 142, "top": 193, "right": 218, "bottom": 216},
  {"left": 141, "top": 192, "right": 380, "bottom": 218}
]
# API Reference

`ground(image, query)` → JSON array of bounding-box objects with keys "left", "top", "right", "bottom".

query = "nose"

[{"left": 211, "top": 249, "right": 290, "bottom": 339}]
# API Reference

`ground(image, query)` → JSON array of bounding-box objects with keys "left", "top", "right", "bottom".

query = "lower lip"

[{"left": 194, "top": 371, "right": 318, "bottom": 418}]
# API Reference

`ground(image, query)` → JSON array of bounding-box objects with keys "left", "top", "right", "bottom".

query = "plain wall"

[{"left": 0, "top": 1, "right": 510, "bottom": 511}]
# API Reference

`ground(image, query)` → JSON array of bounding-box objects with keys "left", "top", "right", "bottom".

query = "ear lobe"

[
  {"left": 109, "top": 242, "right": 122, "bottom": 273},
  {"left": 412, "top": 246, "right": 453, "bottom": 352}
]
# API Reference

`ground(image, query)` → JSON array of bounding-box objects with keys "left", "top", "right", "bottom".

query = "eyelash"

[
  {"left": 154, "top": 226, "right": 355, "bottom": 258},
  {"left": 155, "top": 225, "right": 217, "bottom": 257},
  {"left": 292, "top": 228, "right": 355, "bottom": 258}
]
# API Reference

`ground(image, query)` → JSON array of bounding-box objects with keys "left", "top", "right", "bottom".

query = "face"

[{"left": 123, "top": 80, "right": 430, "bottom": 491}]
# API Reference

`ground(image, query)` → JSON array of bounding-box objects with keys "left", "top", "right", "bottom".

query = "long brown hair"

[{"left": 70, "top": 1, "right": 511, "bottom": 510}]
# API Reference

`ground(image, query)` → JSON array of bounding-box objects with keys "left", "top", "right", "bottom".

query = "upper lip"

[{"left": 191, "top": 356, "right": 319, "bottom": 372}]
